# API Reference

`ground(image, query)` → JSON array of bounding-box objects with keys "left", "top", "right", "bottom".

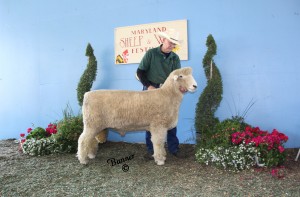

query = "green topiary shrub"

[
  {"left": 194, "top": 36, "right": 289, "bottom": 172},
  {"left": 77, "top": 43, "right": 98, "bottom": 106},
  {"left": 195, "top": 34, "right": 223, "bottom": 145}
]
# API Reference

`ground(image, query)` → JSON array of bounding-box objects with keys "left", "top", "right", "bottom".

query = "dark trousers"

[
  {"left": 143, "top": 85, "right": 179, "bottom": 154},
  {"left": 146, "top": 127, "right": 179, "bottom": 154}
]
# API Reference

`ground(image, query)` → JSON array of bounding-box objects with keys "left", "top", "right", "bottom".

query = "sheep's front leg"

[
  {"left": 151, "top": 130, "right": 167, "bottom": 165},
  {"left": 77, "top": 126, "right": 99, "bottom": 164}
]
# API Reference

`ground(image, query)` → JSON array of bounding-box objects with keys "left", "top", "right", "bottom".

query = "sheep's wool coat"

[{"left": 77, "top": 67, "right": 197, "bottom": 165}]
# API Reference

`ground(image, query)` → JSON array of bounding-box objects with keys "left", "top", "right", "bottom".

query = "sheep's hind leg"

[
  {"left": 151, "top": 130, "right": 167, "bottom": 165},
  {"left": 77, "top": 127, "right": 99, "bottom": 164},
  {"left": 87, "top": 137, "right": 98, "bottom": 160}
]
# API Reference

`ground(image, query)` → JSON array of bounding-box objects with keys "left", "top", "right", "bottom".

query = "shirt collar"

[{"left": 157, "top": 45, "right": 174, "bottom": 58}]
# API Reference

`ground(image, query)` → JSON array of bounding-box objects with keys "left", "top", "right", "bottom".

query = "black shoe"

[
  {"left": 172, "top": 151, "right": 186, "bottom": 159},
  {"left": 143, "top": 152, "right": 154, "bottom": 160}
]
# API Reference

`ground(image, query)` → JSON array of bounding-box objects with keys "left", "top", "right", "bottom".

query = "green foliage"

[
  {"left": 53, "top": 105, "right": 83, "bottom": 153},
  {"left": 202, "top": 35, "right": 217, "bottom": 78},
  {"left": 85, "top": 43, "right": 94, "bottom": 56},
  {"left": 195, "top": 34, "right": 223, "bottom": 143},
  {"left": 256, "top": 140, "right": 288, "bottom": 167},
  {"left": 26, "top": 127, "right": 47, "bottom": 140},
  {"left": 21, "top": 105, "right": 84, "bottom": 156},
  {"left": 77, "top": 43, "right": 98, "bottom": 106},
  {"left": 203, "top": 117, "right": 250, "bottom": 149},
  {"left": 54, "top": 115, "right": 83, "bottom": 153},
  {"left": 195, "top": 117, "right": 256, "bottom": 172},
  {"left": 194, "top": 36, "right": 288, "bottom": 172}
]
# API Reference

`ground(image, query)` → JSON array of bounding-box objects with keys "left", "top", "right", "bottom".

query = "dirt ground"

[{"left": 1, "top": 139, "right": 300, "bottom": 196}]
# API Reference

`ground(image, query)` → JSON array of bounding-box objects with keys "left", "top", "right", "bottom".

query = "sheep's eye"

[{"left": 179, "top": 75, "right": 183, "bottom": 78}]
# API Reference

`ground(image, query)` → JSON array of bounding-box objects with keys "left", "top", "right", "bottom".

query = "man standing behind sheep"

[{"left": 136, "top": 29, "right": 185, "bottom": 160}]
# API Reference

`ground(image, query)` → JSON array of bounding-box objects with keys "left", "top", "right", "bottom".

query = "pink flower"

[
  {"left": 271, "top": 168, "right": 278, "bottom": 176},
  {"left": 278, "top": 146, "right": 284, "bottom": 153},
  {"left": 20, "top": 133, "right": 25, "bottom": 138}
]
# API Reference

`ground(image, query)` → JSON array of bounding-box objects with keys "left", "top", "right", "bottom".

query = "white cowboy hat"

[{"left": 157, "top": 28, "right": 181, "bottom": 45}]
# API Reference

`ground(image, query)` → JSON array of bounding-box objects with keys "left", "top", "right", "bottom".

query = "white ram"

[{"left": 77, "top": 67, "right": 197, "bottom": 165}]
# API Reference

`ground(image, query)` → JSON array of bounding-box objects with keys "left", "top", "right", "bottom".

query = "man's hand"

[{"left": 147, "top": 85, "right": 156, "bottom": 90}]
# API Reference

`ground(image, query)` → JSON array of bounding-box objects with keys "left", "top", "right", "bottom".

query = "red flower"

[
  {"left": 271, "top": 166, "right": 285, "bottom": 178},
  {"left": 46, "top": 123, "right": 57, "bottom": 136},
  {"left": 20, "top": 133, "right": 25, "bottom": 138},
  {"left": 21, "top": 139, "right": 26, "bottom": 143},
  {"left": 27, "top": 128, "right": 32, "bottom": 133},
  {"left": 231, "top": 126, "right": 288, "bottom": 168}
]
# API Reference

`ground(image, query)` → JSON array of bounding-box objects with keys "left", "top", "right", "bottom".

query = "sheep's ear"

[{"left": 173, "top": 75, "right": 179, "bottom": 81}]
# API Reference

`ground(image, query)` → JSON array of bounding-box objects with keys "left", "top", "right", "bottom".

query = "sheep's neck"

[{"left": 160, "top": 85, "right": 183, "bottom": 105}]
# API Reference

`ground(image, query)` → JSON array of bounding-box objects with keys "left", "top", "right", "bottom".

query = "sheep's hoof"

[
  {"left": 155, "top": 160, "right": 165, "bottom": 165},
  {"left": 77, "top": 154, "right": 89, "bottom": 164},
  {"left": 79, "top": 159, "right": 89, "bottom": 165},
  {"left": 88, "top": 153, "right": 96, "bottom": 159}
]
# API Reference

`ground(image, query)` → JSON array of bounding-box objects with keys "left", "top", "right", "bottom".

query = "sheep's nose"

[{"left": 193, "top": 85, "right": 197, "bottom": 89}]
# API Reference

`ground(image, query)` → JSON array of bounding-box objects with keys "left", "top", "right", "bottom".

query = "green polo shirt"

[{"left": 138, "top": 45, "right": 181, "bottom": 85}]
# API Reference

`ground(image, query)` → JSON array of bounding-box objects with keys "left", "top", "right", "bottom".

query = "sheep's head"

[{"left": 171, "top": 67, "right": 197, "bottom": 94}]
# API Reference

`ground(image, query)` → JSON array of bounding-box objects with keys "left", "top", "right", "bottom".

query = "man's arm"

[
  {"left": 173, "top": 54, "right": 181, "bottom": 70},
  {"left": 137, "top": 49, "right": 156, "bottom": 89},
  {"left": 136, "top": 68, "right": 151, "bottom": 88}
]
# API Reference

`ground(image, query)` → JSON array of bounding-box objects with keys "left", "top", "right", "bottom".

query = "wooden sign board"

[{"left": 115, "top": 20, "right": 188, "bottom": 64}]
